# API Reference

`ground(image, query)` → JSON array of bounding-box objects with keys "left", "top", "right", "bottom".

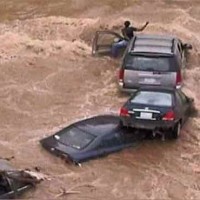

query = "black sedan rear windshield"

[
  {"left": 58, "top": 127, "right": 96, "bottom": 150},
  {"left": 131, "top": 91, "right": 172, "bottom": 107},
  {"left": 124, "top": 55, "right": 176, "bottom": 72}
]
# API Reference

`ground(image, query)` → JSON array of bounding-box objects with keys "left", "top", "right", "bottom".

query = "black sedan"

[
  {"left": 120, "top": 87, "right": 194, "bottom": 139},
  {"left": 40, "top": 115, "right": 143, "bottom": 164}
]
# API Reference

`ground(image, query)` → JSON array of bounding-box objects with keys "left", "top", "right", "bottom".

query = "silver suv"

[{"left": 118, "top": 34, "right": 192, "bottom": 92}]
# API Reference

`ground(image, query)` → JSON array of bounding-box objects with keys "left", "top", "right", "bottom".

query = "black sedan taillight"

[
  {"left": 120, "top": 107, "right": 130, "bottom": 117},
  {"left": 162, "top": 110, "right": 175, "bottom": 121}
]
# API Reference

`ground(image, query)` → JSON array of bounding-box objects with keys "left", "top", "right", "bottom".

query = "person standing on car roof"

[{"left": 111, "top": 20, "right": 149, "bottom": 57}]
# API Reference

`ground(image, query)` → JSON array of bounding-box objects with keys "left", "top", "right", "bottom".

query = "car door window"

[
  {"left": 175, "top": 91, "right": 182, "bottom": 106},
  {"left": 177, "top": 90, "right": 187, "bottom": 104},
  {"left": 92, "top": 31, "right": 123, "bottom": 56},
  {"left": 97, "top": 33, "right": 117, "bottom": 46},
  {"left": 174, "top": 41, "right": 182, "bottom": 67},
  {"left": 177, "top": 42, "right": 183, "bottom": 57}
]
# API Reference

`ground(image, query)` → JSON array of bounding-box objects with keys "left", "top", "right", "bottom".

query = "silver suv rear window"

[
  {"left": 131, "top": 91, "right": 172, "bottom": 107},
  {"left": 125, "top": 56, "right": 173, "bottom": 72}
]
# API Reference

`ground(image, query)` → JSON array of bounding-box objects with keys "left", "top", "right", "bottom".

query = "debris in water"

[{"left": 0, "top": 159, "right": 45, "bottom": 199}]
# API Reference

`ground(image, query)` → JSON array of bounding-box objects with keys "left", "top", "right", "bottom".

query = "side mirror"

[{"left": 183, "top": 43, "right": 193, "bottom": 50}]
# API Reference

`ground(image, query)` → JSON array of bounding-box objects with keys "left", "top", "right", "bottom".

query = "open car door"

[{"left": 92, "top": 30, "right": 124, "bottom": 56}]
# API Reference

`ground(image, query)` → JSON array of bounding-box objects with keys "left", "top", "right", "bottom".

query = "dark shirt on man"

[{"left": 122, "top": 26, "right": 137, "bottom": 40}]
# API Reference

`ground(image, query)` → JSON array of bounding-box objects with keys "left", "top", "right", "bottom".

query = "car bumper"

[
  {"left": 118, "top": 82, "right": 183, "bottom": 93},
  {"left": 118, "top": 82, "right": 138, "bottom": 93},
  {"left": 121, "top": 117, "right": 176, "bottom": 130}
]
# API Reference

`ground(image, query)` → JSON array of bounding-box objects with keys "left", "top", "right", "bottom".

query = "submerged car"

[
  {"left": 40, "top": 115, "right": 143, "bottom": 164},
  {"left": 120, "top": 87, "right": 194, "bottom": 139},
  {"left": 118, "top": 34, "right": 192, "bottom": 92},
  {"left": 0, "top": 159, "right": 33, "bottom": 199}
]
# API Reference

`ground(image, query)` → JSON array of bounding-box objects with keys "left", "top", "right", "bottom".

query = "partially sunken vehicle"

[{"left": 40, "top": 115, "right": 143, "bottom": 164}]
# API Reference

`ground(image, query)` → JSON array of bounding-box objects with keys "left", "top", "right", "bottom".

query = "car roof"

[
  {"left": 74, "top": 115, "right": 121, "bottom": 137},
  {"left": 129, "top": 34, "right": 176, "bottom": 55}
]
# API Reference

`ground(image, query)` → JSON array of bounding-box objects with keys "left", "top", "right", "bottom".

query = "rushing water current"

[{"left": 0, "top": 0, "right": 200, "bottom": 199}]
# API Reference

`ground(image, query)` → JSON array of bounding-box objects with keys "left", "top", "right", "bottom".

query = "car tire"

[
  {"left": 171, "top": 122, "right": 181, "bottom": 139},
  {"left": 119, "top": 120, "right": 123, "bottom": 127}
]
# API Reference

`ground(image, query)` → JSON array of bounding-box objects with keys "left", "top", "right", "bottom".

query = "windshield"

[
  {"left": 58, "top": 127, "right": 96, "bottom": 150},
  {"left": 124, "top": 55, "right": 175, "bottom": 72},
  {"left": 131, "top": 91, "right": 172, "bottom": 107}
]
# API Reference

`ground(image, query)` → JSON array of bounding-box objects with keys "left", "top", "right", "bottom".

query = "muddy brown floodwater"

[{"left": 0, "top": 0, "right": 200, "bottom": 199}]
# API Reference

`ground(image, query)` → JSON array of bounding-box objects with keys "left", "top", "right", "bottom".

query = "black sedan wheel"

[{"left": 171, "top": 122, "right": 181, "bottom": 139}]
